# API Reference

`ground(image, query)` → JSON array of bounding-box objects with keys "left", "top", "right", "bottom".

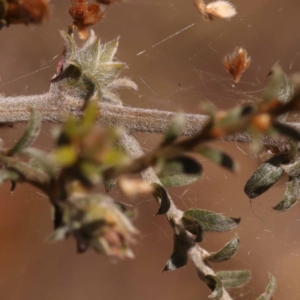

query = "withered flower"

[
  {"left": 223, "top": 47, "right": 251, "bottom": 83},
  {"left": 69, "top": 0, "right": 105, "bottom": 39},
  {"left": 52, "top": 194, "right": 138, "bottom": 258},
  {"left": 195, "top": 0, "right": 236, "bottom": 21},
  {"left": 1, "top": 0, "right": 49, "bottom": 27}
]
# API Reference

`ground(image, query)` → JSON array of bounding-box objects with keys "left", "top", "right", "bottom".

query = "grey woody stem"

[{"left": 0, "top": 91, "right": 296, "bottom": 152}]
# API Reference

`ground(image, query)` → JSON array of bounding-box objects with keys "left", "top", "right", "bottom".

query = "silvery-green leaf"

[
  {"left": 273, "top": 121, "right": 300, "bottom": 141},
  {"left": 64, "top": 59, "right": 82, "bottom": 79},
  {"left": 0, "top": 169, "right": 19, "bottom": 184},
  {"left": 163, "top": 234, "right": 188, "bottom": 272},
  {"left": 108, "top": 78, "right": 138, "bottom": 90},
  {"left": 81, "top": 73, "right": 102, "bottom": 101},
  {"left": 163, "top": 113, "right": 185, "bottom": 145},
  {"left": 158, "top": 156, "right": 203, "bottom": 188},
  {"left": 48, "top": 226, "right": 69, "bottom": 242},
  {"left": 256, "top": 273, "right": 277, "bottom": 300},
  {"left": 205, "top": 275, "right": 223, "bottom": 299},
  {"left": 60, "top": 30, "right": 76, "bottom": 60},
  {"left": 282, "top": 158, "right": 300, "bottom": 177},
  {"left": 183, "top": 209, "right": 240, "bottom": 232},
  {"left": 216, "top": 270, "right": 251, "bottom": 289},
  {"left": 22, "top": 148, "right": 55, "bottom": 178},
  {"left": 104, "top": 178, "right": 116, "bottom": 192},
  {"left": 152, "top": 183, "right": 171, "bottom": 215},
  {"left": 207, "top": 235, "right": 239, "bottom": 262},
  {"left": 102, "top": 90, "right": 123, "bottom": 105},
  {"left": 95, "top": 62, "right": 126, "bottom": 86},
  {"left": 198, "top": 146, "right": 236, "bottom": 171},
  {"left": 181, "top": 214, "right": 203, "bottom": 242},
  {"left": 99, "top": 37, "right": 119, "bottom": 63},
  {"left": 244, "top": 154, "right": 287, "bottom": 199},
  {"left": 273, "top": 176, "right": 300, "bottom": 211},
  {"left": 263, "top": 64, "right": 293, "bottom": 104},
  {"left": 8, "top": 108, "right": 41, "bottom": 156}
]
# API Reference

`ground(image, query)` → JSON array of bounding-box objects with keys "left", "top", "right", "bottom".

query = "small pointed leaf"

[
  {"left": 0, "top": 169, "right": 19, "bottom": 184},
  {"left": 256, "top": 273, "right": 277, "bottom": 300},
  {"left": 95, "top": 62, "right": 126, "bottom": 87},
  {"left": 198, "top": 146, "right": 236, "bottom": 171},
  {"left": 263, "top": 64, "right": 293, "bottom": 105},
  {"left": 104, "top": 178, "right": 116, "bottom": 192},
  {"left": 205, "top": 275, "right": 223, "bottom": 299},
  {"left": 183, "top": 209, "right": 240, "bottom": 233},
  {"left": 152, "top": 183, "right": 171, "bottom": 215},
  {"left": 244, "top": 154, "right": 287, "bottom": 199},
  {"left": 8, "top": 108, "right": 41, "bottom": 156},
  {"left": 60, "top": 30, "right": 76, "bottom": 59},
  {"left": 99, "top": 37, "right": 119, "bottom": 63},
  {"left": 273, "top": 176, "right": 300, "bottom": 211},
  {"left": 108, "top": 78, "right": 138, "bottom": 90},
  {"left": 163, "top": 234, "right": 188, "bottom": 272},
  {"left": 207, "top": 235, "right": 239, "bottom": 262},
  {"left": 102, "top": 90, "right": 123, "bottom": 105},
  {"left": 216, "top": 270, "right": 251, "bottom": 289},
  {"left": 282, "top": 158, "right": 300, "bottom": 177},
  {"left": 158, "top": 156, "right": 203, "bottom": 188},
  {"left": 273, "top": 121, "right": 300, "bottom": 141},
  {"left": 22, "top": 148, "right": 55, "bottom": 178},
  {"left": 163, "top": 113, "right": 185, "bottom": 145},
  {"left": 64, "top": 59, "right": 82, "bottom": 79}
]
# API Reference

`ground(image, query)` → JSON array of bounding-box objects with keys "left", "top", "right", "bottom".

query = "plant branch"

[
  {"left": 0, "top": 91, "right": 297, "bottom": 153},
  {"left": 119, "top": 131, "right": 233, "bottom": 300}
]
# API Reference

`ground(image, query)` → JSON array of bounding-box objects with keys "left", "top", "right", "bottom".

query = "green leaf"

[
  {"left": 81, "top": 100, "right": 99, "bottom": 132},
  {"left": 244, "top": 154, "right": 287, "bottom": 199},
  {"left": 183, "top": 209, "right": 240, "bottom": 233},
  {"left": 77, "top": 33, "right": 100, "bottom": 69},
  {"left": 182, "top": 213, "right": 203, "bottom": 242},
  {"left": 104, "top": 178, "right": 116, "bottom": 192},
  {"left": 207, "top": 235, "right": 239, "bottom": 262},
  {"left": 163, "top": 234, "right": 188, "bottom": 272},
  {"left": 152, "top": 183, "right": 171, "bottom": 215},
  {"left": 8, "top": 108, "right": 41, "bottom": 156},
  {"left": 63, "top": 59, "right": 82, "bottom": 79},
  {"left": 263, "top": 64, "right": 293, "bottom": 104},
  {"left": 95, "top": 62, "right": 126, "bottom": 87},
  {"left": 198, "top": 146, "right": 236, "bottom": 171},
  {"left": 273, "top": 176, "right": 300, "bottom": 211},
  {"left": 0, "top": 169, "right": 19, "bottom": 184},
  {"left": 273, "top": 121, "right": 300, "bottom": 141},
  {"left": 163, "top": 113, "right": 185, "bottom": 145},
  {"left": 205, "top": 275, "right": 223, "bottom": 299},
  {"left": 22, "top": 148, "right": 55, "bottom": 178},
  {"left": 54, "top": 146, "right": 78, "bottom": 167},
  {"left": 60, "top": 30, "right": 76, "bottom": 60},
  {"left": 256, "top": 273, "right": 277, "bottom": 300},
  {"left": 101, "top": 90, "right": 123, "bottom": 105},
  {"left": 216, "top": 270, "right": 251, "bottom": 289},
  {"left": 99, "top": 37, "right": 119, "bottom": 63},
  {"left": 282, "top": 158, "right": 300, "bottom": 177},
  {"left": 158, "top": 155, "right": 203, "bottom": 187}
]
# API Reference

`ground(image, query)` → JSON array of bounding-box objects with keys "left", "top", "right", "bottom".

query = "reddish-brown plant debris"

[
  {"left": 223, "top": 47, "right": 251, "bottom": 83},
  {"left": 194, "top": 0, "right": 236, "bottom": 21},
  {"left": 69, "top": 0, "right": 105, "bottom": 39},
  {"left": 96, "top": 0, "right": 120, "bottom": 4},
  {"left": 2, "top": 0, "right": 49, "bottom": 26}
]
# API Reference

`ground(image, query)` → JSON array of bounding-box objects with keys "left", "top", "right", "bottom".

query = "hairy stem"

[
  {"left": 119, "top": 132, "right": 233, "bottom": 300},
  {"left": 0, "top": 91, "right": 296, "bottom": 152}
]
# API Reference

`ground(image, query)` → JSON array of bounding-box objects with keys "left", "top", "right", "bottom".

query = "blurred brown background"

[{"left": 0, "top": 0, "right": 300, "bottom": 299}]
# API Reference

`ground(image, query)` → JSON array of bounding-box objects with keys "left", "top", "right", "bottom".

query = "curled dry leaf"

[
  {"left": 118, "top": 177, "right": 154, "bottom": 198},
  {"left": 69, "top": 0, "right": 105, "bottom": 39},
  {"left": 223, "top": 47, "right": 251, "bottom": 83},
  {"left": 195, "top": 0, "right": 236, "bottom": 21}
]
